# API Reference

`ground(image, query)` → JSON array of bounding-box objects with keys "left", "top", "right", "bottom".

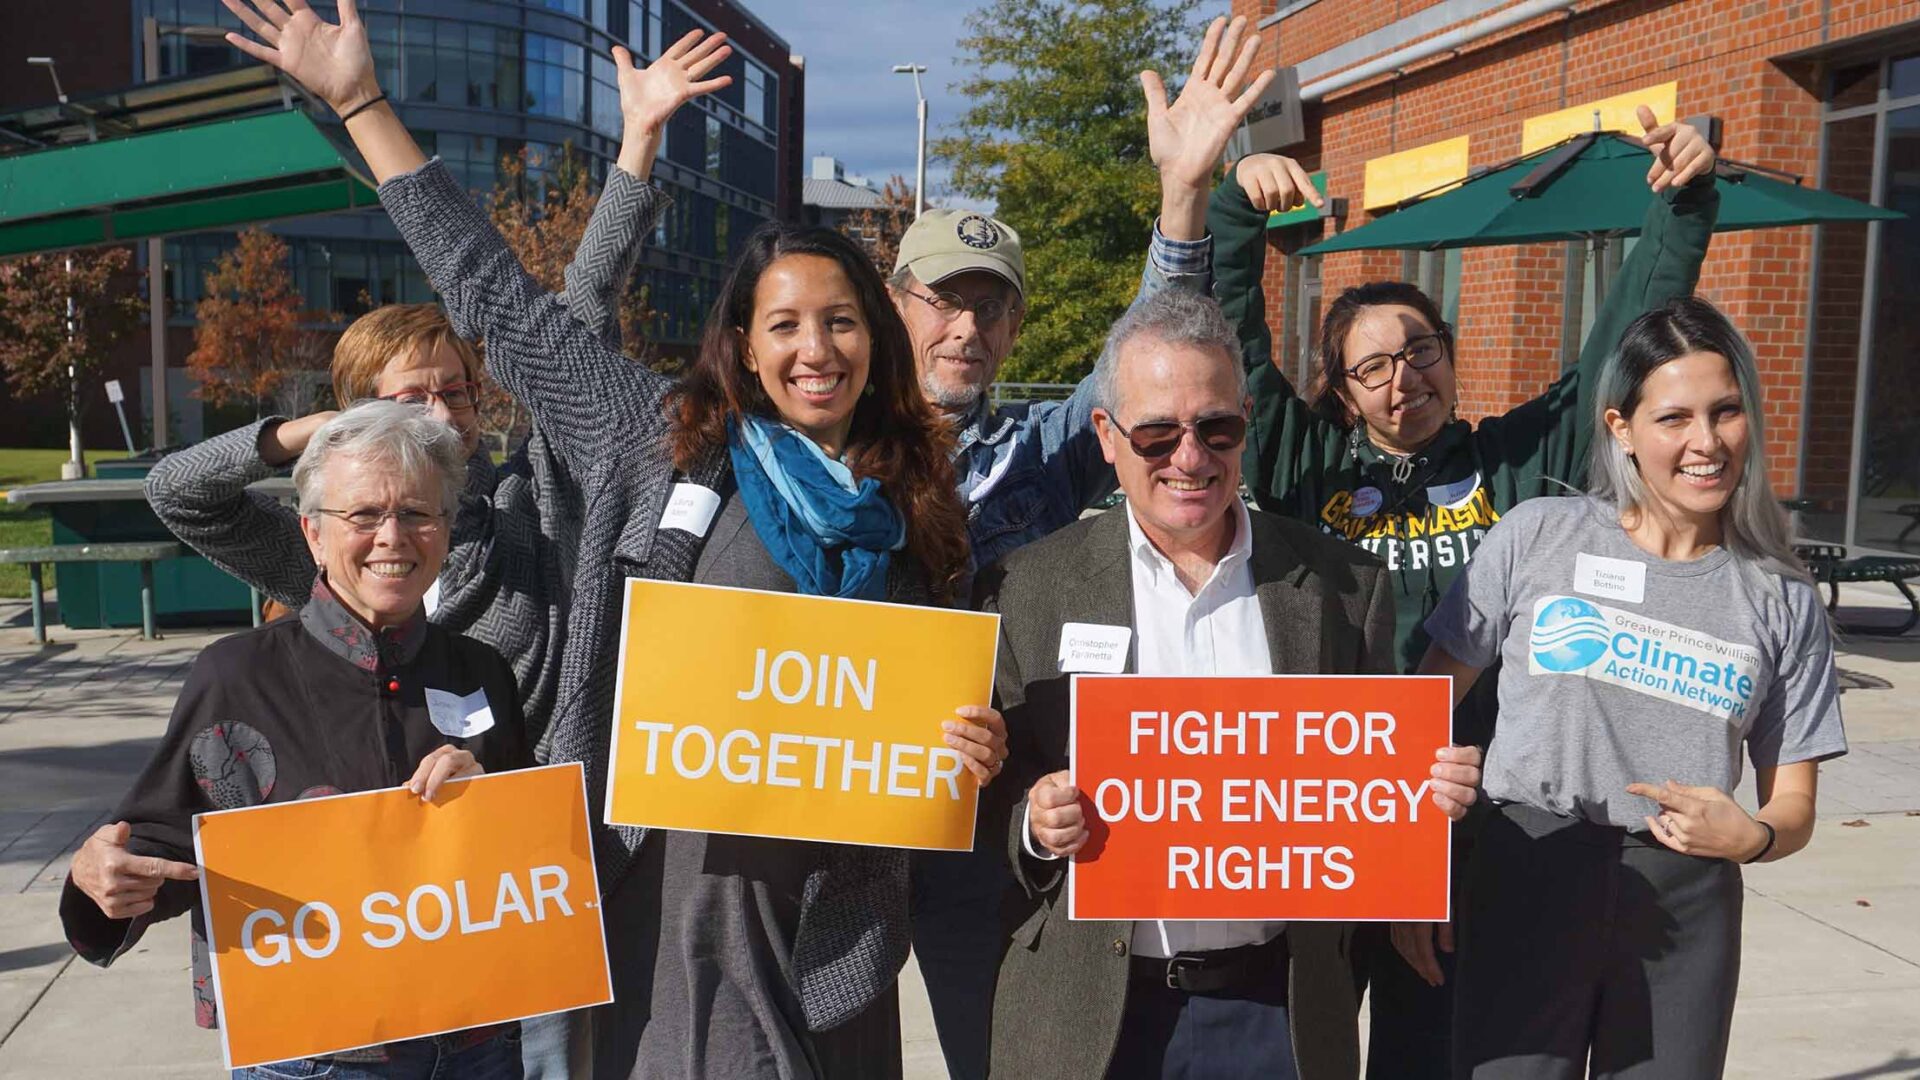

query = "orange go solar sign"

[
  {"left": 1067, "top": 675, "right": 1453, "bottom": 922},
  {"left": 193, "top": 764, "right": 612, "bottom": 1070}
]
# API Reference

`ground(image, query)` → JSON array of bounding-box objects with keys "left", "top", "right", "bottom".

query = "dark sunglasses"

[{"left": 1109, "top": 414, "right": 1249, "bottom": 458}]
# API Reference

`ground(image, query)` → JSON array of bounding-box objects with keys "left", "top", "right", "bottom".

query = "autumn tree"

[
  {"left": 187, "top": 228, "right": 336, "bottom": 418},
  {"left": 840, "top": 175, "right": 918, "bottom": 273},
  {"left": 0, "top": 246, "right": 144, "bottom": 468},
  {"left": 483, "top": 142, "right": 662, "bottom": 449},
  {"left": 936, "top": 0, "right": 1200, "bottom": 383}
]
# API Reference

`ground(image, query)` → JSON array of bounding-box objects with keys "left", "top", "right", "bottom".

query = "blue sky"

[{"left": 740, "top": 0, "right": 985, "bottom": 207}]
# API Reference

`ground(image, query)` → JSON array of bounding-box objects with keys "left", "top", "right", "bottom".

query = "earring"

[{"left": 864, "top": 381, "right": 876, "bottom": 398}]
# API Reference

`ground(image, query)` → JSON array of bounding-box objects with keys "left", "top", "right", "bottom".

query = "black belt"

[{"left": 1130, "top": 930, "right": 1289, "bottom": 995}]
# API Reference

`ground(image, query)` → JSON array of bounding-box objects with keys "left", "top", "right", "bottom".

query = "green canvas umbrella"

[{"left": 1299, "top": 131, "right": 1902, "bottom": 257}]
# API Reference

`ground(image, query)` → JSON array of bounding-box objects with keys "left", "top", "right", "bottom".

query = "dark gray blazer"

[{"left": 977, "top": 504, "right": 1395, "bottom": 1080}]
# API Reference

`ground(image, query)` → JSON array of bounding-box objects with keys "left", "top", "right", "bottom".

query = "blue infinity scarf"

[{"left": 726, "top": 415, "right": 906, "bottom": 601}]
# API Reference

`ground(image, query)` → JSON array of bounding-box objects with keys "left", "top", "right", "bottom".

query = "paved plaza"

[{"left": 0, "top": 592, "right": 1915, "bottom": 1079}]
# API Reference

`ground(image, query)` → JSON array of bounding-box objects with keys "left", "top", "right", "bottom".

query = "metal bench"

[
  {"left": 1794, "top": 542, "right": 1920, "bottom": 636},
  {"left": 0, "top": 541, "right": 183, "bottom": 644}
]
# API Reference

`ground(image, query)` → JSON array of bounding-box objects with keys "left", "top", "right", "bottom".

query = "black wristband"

[
  {"left": 338, "top": 93, "right": 388, "bottom": 124},
  {"left": 1743, "top": 820, "right": 1777, "bottom": 864}
]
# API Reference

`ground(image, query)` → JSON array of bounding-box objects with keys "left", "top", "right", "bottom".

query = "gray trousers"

[{"left": 1453, "top": 803, "right": 1742, "bottom": 1080}]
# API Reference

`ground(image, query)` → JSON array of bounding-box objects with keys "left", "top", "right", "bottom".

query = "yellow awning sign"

[
  {"left": 1522, "top": 82, "right": 1679, "bottom": 156},
  {"left": 1362, "top": 137, "right": 1472, "bottom": 211}
]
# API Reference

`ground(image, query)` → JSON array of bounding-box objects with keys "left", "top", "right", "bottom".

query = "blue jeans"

[{"left": 233, "top": 1028, "right": 522, "bottom": 1080}]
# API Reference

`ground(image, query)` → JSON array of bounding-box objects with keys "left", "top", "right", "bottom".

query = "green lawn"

[{"left": 0, "top": 448, "right": 114, "bottom": 599}]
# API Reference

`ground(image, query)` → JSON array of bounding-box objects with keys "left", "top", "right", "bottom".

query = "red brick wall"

[{"left": 1231, "top": 0, "right": 1920, "bottom": 497}]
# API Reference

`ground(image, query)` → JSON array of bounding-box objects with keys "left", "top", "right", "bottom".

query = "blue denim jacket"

[{"left": 957, "top": 226, "right": 1212, "bottom": 576}]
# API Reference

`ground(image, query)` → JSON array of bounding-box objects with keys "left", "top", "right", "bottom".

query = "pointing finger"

[
  {"left": 1287, "top": 157, "right": 1324, "bottom": 208},
  {"left": 1636, "top": 104, "right": 1659, "bottom": 134}
]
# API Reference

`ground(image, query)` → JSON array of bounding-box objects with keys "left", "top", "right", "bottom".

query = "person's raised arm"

[
  {"left": 144, "top": 413, "right": 334, "bottom": 609},
  {"left": 1483, "top": 105, "right": 1720, "bottom": 486},
  {"left": 222, "top": 0, "right": 730, "bottom": 465},
  {"left": 1208, "top": 154, "right": 1338, "bottom": 514},
  {"left": 563, "top": 35, "right": 728, "bottom": 346},
  {"left": 1051, "top": 15, "right": 1285, "bottom": 508}
]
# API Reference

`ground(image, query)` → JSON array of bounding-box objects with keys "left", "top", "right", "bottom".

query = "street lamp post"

[
  {"left": 892, "top": 64, "right": 928, "bottom": 219},
  {"left": 27, "top": 58, "right": 86, "bottom": 479}
]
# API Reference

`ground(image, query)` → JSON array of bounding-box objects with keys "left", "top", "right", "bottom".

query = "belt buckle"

[{"left": 1164, "top": 953, "right": 1206, "bottom": 991}]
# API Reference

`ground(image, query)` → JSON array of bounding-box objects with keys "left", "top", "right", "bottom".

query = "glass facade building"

[{"left": 138, "top": 0, "right": 799, "bottom": 351}]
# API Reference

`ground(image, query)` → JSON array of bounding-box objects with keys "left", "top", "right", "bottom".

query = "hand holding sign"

[
  {"left": 1637, "top": 104, "right": 1716, "bottom": 193},
  {"left": 405, "top": 744, "right": 482, "bottom": 801},
  {"left": 943, "top": 705, "right": 1009, "bottom": 787},
  {"left": 1428, "top": 745, "right": 1482, "bottom": 819},
  {"left": 71, "top": 821, "right": 200, "bottom": 919},
  {"left": 1029, "top": 771, "right": 1088, "bottom": 859}
]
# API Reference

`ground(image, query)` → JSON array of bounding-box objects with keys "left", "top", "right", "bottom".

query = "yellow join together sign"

[{"left": 606, "top": 581, "right": 1001, "bottom": 850}]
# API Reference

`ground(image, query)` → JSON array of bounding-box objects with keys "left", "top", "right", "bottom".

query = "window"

[{"left": 706, "top": 115, "right": 723, "bottom": 177}]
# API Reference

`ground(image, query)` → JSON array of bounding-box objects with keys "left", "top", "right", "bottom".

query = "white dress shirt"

[{"left": 1025, "top": 499, "right": 1284, "bottom": 958}]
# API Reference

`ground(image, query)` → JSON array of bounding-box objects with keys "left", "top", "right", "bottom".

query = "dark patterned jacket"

[
  {"left": 59, "top": 578, "right": 529, "bottom": 1028},
  {"left": 142, "top": 167, "right": 659, "bottom": 750}
]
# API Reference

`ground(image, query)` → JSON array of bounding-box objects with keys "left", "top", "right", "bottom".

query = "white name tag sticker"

[
  {"left": 1059, "top": 622, "right": 1131, "bottom": 673},
  {"left": 424, "top": 687, "right": 496, "bottom": 738},
  {"left": 1574, "top": 552, "right": 1647, "bottom": 605},
  {"left": 659, "top": 483, "right": 723, "bottom": 537}
]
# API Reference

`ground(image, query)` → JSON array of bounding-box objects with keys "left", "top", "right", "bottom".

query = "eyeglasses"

[
  {"left": 378, "top": 381, "right": 480, "bottom": 411},
  {"left": 902, "top": 288, "right": 1016, "bottom": 328},
  {"left": 314, "top": 507, "right": 447, "bottom": 535},
  {"left": 1108, "top": 414, "right": 1249, "bottom": 458},
  {"left": 1345, "top": 333, "right": 1449, "bottom": 390}
]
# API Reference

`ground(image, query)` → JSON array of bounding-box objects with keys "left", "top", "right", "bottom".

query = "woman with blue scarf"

[{"left": 215, "top": 4, "right": 1004, "bottom": 1077}]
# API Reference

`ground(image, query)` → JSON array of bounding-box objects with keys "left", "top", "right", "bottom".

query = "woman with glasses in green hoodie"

[{"left": 1203, "top": 106, "right": 1720, "bottom": 1080}]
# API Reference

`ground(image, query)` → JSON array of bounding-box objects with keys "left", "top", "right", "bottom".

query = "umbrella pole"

[{"left": 1592, "top": 235, "right": 1611, "bottom": 309}]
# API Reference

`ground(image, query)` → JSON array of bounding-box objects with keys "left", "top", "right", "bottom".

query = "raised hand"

[
  {"left": 1143, "top": 16, "right": 1277, "bottom": 195},
  {"left": 1637, "top": 104, "right": 1716, "bottom": 193},
  {"left": 221, "top": 0, "right": 380, "bottom": 116},
  {"left": 1235, "top": 153, "right": 1324, "bottom": 215},
  {"left": 615, "top": 31, "right": 734, "bottom": 138}
]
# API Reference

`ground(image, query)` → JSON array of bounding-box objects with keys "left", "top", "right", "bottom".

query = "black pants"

[
  {"left": 1350, "top": 921, "right": 1455, "bottom": 1080},
  {"left": 909, "top": 841, "right": 1010, "bottom": 1080},
  {"left": 1453, "top": 804, "right": 1743, "bottom": 1080},
  {"left": 1107, "top": 937, "right": 1298, "bottom": 1080}
]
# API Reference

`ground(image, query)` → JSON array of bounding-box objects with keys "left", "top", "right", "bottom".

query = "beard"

[{"left": 921, "top": 371, "right": 986, "bottom": 412}]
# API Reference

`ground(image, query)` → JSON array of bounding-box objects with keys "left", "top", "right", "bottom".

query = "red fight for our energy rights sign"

[{"left": 1068, "top": 675, "right": 1453, "bottom": 923}]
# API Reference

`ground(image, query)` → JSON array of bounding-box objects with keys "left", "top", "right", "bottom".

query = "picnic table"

[{"left": 5, "top": 476, "right": 294, "bottom": 630}]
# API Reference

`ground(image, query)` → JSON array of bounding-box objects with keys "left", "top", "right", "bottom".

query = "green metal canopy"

[
  {"left": 0, "top": 110, "right": 376, "bottom": 257},
  {"left": 1299, "top": 132, "right": 1902, "bottom": 256}
]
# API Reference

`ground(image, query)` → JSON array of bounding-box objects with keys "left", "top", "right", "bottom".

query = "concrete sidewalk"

[{"left": 0, "top": 593, "right": 1916, "bottom": 1078}]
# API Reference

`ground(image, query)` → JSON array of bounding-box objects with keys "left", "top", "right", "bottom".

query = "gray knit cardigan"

[
  {"left": 378, "top": 158, "right": 911, "bottom": 1032},
  {"left": 142, "top": 166, "right": 657, "bottom": 745}
]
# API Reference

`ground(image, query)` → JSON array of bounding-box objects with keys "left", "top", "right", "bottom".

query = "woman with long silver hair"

[{"left": 1417, "top": 296, "right": 1847, "bottom": 1078}]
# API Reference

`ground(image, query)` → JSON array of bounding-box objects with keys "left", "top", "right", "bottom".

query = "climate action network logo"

[{"left": 1530, "top": 596, "right": 1610, "bottom": 672}]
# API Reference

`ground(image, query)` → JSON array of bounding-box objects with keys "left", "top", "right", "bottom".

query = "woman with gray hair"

[
  {"left": 62, "top": 400, "right": 532, "bottom": 1079},
  {"left": 1418, "top": 297, "right": 1847, "bottom": 1078}
]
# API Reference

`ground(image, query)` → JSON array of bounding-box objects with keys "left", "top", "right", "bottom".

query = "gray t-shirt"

[{"left": 1424, "top": 496, "right": 1846, "bottom": 828}]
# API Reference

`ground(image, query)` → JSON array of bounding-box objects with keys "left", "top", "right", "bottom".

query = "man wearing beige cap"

[{"left": 897, "top": 16, "right": 1318, "bottom": 1079}]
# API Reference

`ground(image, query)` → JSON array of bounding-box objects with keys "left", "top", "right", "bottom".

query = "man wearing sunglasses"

[
  {"left": 894, "top": 16, "right": 1287, "bottom": 1078},
  {"left": 979, "top": 288, "right": 1482, "bottom": 1080}
]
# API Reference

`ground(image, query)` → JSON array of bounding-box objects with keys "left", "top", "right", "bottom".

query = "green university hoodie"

[{"left": 1208, "top": 169, "right": 1720, "bottom": 744}]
